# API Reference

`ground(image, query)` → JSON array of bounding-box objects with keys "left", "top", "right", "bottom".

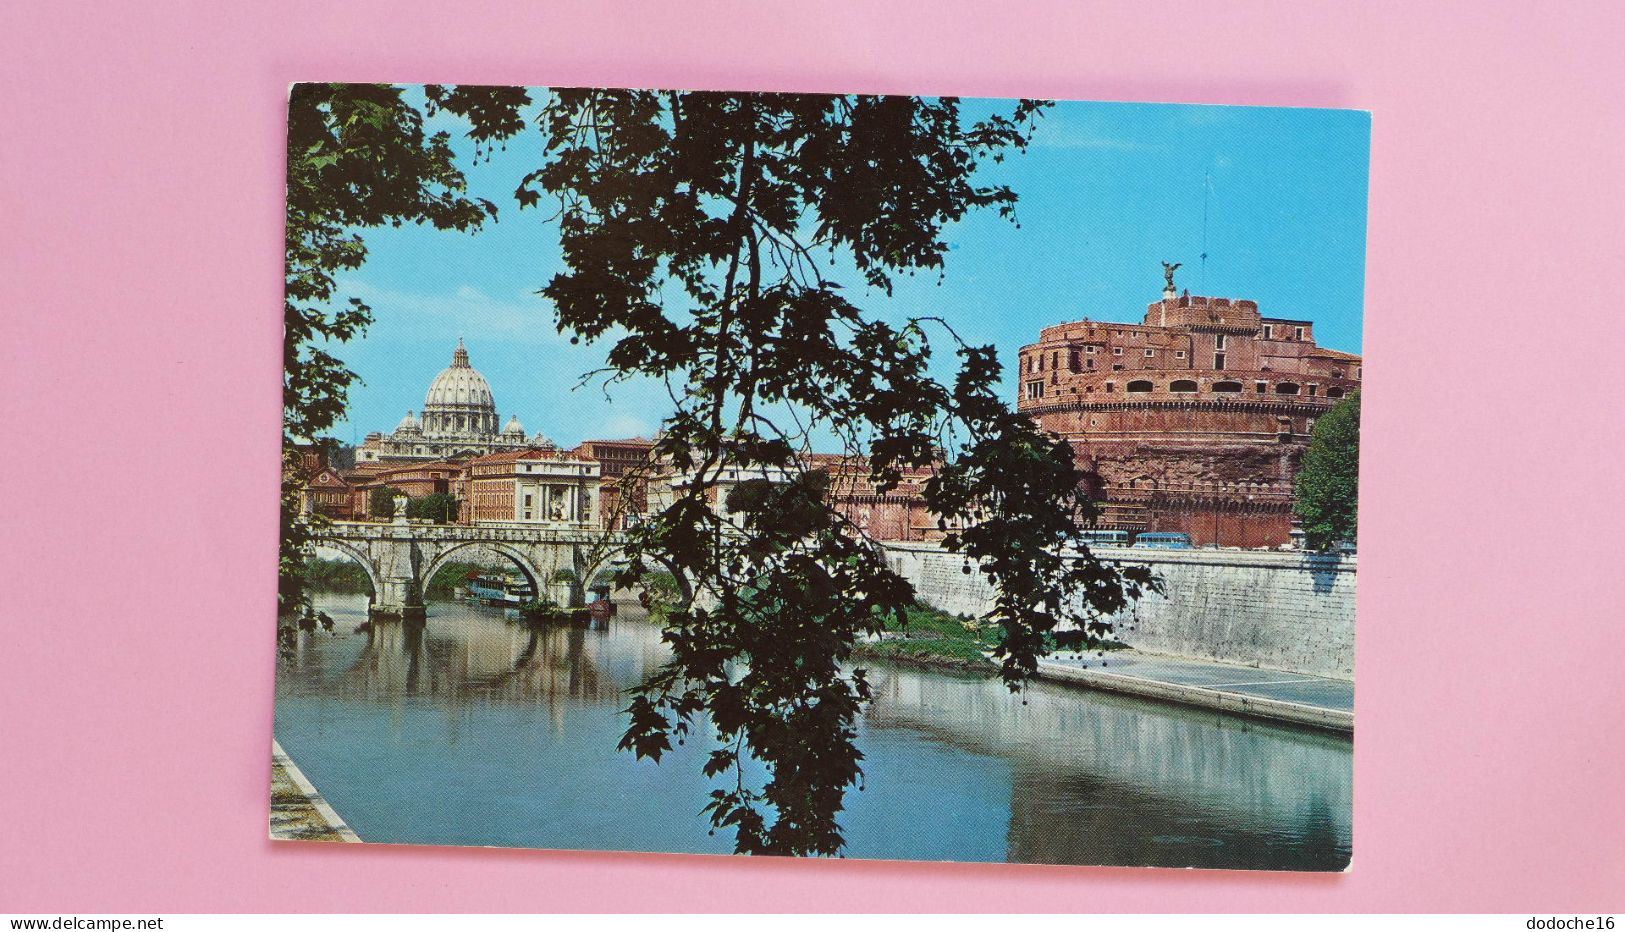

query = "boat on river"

[{"left": 461, "top": 572, "right": 535, "bottom": 607}]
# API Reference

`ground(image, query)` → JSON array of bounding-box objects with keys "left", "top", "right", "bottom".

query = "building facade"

[
  {"left": 461, "top": 448, "right": 601, "bottom": 526},
  {"left": 650, "top": 455, "right": 951, "bottom": 544},
  {"left": 296, "top": 458, "right": 362, "bottom": 520},
  {"left": 812, "top": 454, "right": 954, "bottom": 544},
  {"left": 573, "top": 438, "right": 655, "bottom": 529},
  {"left": 1016, "top": 288, "right": 1361, "bottom": 547},
  {"left": 332, "top": 339, "right": 653, "bottom": 529}
]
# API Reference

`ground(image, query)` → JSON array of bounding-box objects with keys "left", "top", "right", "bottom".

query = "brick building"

[
  {"left": 458, "top": 448, "right": 600, "bottom": 525},
  {"left": 300, "top": 465, "right": 360, "bottom": 520},
  {"left": 344, "top": 460, "right": 465, "bottom": 517},
  {"left": 650, "top": 454, "right": 952, "bottom": 544},
  {"left": 1016, "top": 287, "right": 1361, "bottom": 547},
  {"left": 572, "top": 438, "right": 655, "bottom": 529},
  {"left": 812, "top": 454, "right": 956, "bottom": 543},
  {"left": 291, "top": 448, "right": 363, "bottom": 520}
]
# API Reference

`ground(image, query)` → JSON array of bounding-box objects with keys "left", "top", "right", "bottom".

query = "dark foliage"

[
  {"left": 367, "top": 486, "right": 398, "bottom": 519},
  {"left": 406, "top": 492, "right": 460, "bottom": 524},
  {"left": 300, "top": 557, "right": 375, "bottom": 595}
]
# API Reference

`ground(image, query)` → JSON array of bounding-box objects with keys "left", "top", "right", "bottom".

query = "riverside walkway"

[
  {"left": 269, "top": 740, "right": 360, "bottom": 843},
  {"left": 1037, "top": 650, "right": 1353, "bottom": 733}
]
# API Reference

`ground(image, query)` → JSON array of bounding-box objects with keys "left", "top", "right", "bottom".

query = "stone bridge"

[{"left": 312, "top": 519, "right": 630, "bottom": 618}]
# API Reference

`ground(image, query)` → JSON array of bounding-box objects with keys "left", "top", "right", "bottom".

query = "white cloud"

[
  {"left": 337, "top": 276, "right": 568, "bottom": 345},
  {"left": 593, "top": 411, "right": 654, "bottom": 441}
]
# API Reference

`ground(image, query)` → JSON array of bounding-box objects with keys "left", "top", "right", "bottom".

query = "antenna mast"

[{"left": 1200, "top": 172, "right": 1211, "bottom": 293}]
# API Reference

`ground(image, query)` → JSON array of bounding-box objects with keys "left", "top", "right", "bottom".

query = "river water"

[{"left": 274, "top": 592, "right": 1351, "bottom": 869}]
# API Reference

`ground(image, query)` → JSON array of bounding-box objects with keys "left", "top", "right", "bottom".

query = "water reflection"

[
  {"left": 859, "top": 669, "right": 1350, "bottom": 869},
  {"left": 275, "top": 592, "right": 1350, "bottom": 869}
]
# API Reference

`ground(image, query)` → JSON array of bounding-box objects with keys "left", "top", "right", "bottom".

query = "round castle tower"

[{"left": 1016, "top": 288, "right": 1362, "bottom": 547}]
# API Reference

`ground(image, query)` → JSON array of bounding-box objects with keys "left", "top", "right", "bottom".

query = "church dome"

[
  {"left": 421, "top": 339, "right": 499, "bottom": 437},
  {"left": 503, "top": 414, "right": 526, "bottom": 437},
  {"left": 425, "top": 340, "right": 495, "bottom": 409},
  {"left": 396, "top": 410, "right": 421, "bottom": 433}
]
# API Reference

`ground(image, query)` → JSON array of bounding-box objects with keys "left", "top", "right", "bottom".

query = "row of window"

[
  {"left": 1262, "top": 324, "right": 1308, "bottom": 340},
  {"left": 1026, "top": 327, "right": 1313, "bottom": 374},
  {"left": 1024, "top": 379, "right": 1347, "bottom": 400}
]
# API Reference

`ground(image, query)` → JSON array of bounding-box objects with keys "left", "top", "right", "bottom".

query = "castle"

[{"left": 1016, "top": 282, "right": 1361, "bottom": 548}]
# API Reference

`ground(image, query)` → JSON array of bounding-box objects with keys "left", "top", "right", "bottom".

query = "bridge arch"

[
  {"left": 579, "top": 545, "right": 694, "bottom": 606},
  {"left": 310, "top": 539, "right": 383, "bottom": 604},
  {"left": 423, "top": 540, "right": 544, "bottom": 605}
]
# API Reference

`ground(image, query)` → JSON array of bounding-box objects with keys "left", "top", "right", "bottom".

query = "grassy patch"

[
  {"left": 851, "top": 602, "right": 1132, "bottom": 672},
  {"left": 852, "top": 602, "right": 998, "bottom": 671},
  {"left": 301, "top": 557, "right": 373, "bottom": 594}
]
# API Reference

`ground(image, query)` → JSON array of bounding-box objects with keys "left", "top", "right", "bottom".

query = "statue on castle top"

[{"left": 1161, "top": 261, "right": 1182, "bottom": 292}]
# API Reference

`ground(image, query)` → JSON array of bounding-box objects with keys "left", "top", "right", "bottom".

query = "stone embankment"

[
  {"left": 880, "top": 541, "right": 1356, "bottom": 729},
  {"left": 882, "top": 541, "right": 1355, "bottom": 679}
]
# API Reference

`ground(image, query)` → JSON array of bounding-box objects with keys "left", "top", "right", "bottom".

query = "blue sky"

[{"left": 326, "top": 92, "right": 1369, "bottom": 448}]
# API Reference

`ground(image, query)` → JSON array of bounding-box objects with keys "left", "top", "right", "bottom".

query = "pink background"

[{"left": 4, "top": 0, "right": 1623, "bottom": 913}]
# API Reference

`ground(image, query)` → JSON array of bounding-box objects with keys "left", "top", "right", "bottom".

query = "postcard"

[{"left": 274, "top": 84, "right": 1366, "bottom": 870}]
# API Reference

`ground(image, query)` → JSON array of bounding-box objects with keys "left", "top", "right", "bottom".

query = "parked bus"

[
  {"left": 1078, "top": 529, "right": 1132, "bottom": 547},
  {"left": 1130, "top": 531, "right": 1195, "bottom": 550}
]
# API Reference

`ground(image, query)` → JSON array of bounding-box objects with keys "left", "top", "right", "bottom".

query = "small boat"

[{"left": 464, "top": 572, "right": 536, "bottom": 607}]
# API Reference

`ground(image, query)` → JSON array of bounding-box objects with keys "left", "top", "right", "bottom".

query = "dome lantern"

[{"left": 422, "top": 340, "right": 498, "bottom": 438}]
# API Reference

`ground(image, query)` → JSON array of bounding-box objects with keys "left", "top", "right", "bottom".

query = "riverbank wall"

[{"left": 880, "top": 542, "right": 1355, "bottom": 680}]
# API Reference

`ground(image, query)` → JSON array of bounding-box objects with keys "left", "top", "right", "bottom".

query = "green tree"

[
  {"left": 367, "top": 486, "right": 399, "bottom": 520},
  {"left": 280, "top": 83, "right": 525, "bottom": 614},
  {"left": 423, "top": 88, "right": 1157, "bottom": 855},
  {"left": 406, "top": 492, "right": 460, "bottom": 524},
  {"left": 1295, "top": 391, "right": 1361, "bottom": 550}
]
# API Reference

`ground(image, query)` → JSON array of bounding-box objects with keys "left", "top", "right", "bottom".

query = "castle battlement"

[{"left": 1145, "top": 294, "right": 1263, "bottom": 330}]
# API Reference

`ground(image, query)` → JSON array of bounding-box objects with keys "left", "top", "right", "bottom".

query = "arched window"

[
  {"left": 1170, "top": 379, "right": 1198, "bottom": 393},
  {"left": 1126, "top": 380, "right": 1154, "bottom": 393},
  {"left": 1212, "top": 380, "right": 1243, "bottom": 393},
  {"left": 1275, "top": 382, "right": 1300, "bottom": 395},
  {"left": 1326, "top": 386, "right": 1345, "bottom": 399}
]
